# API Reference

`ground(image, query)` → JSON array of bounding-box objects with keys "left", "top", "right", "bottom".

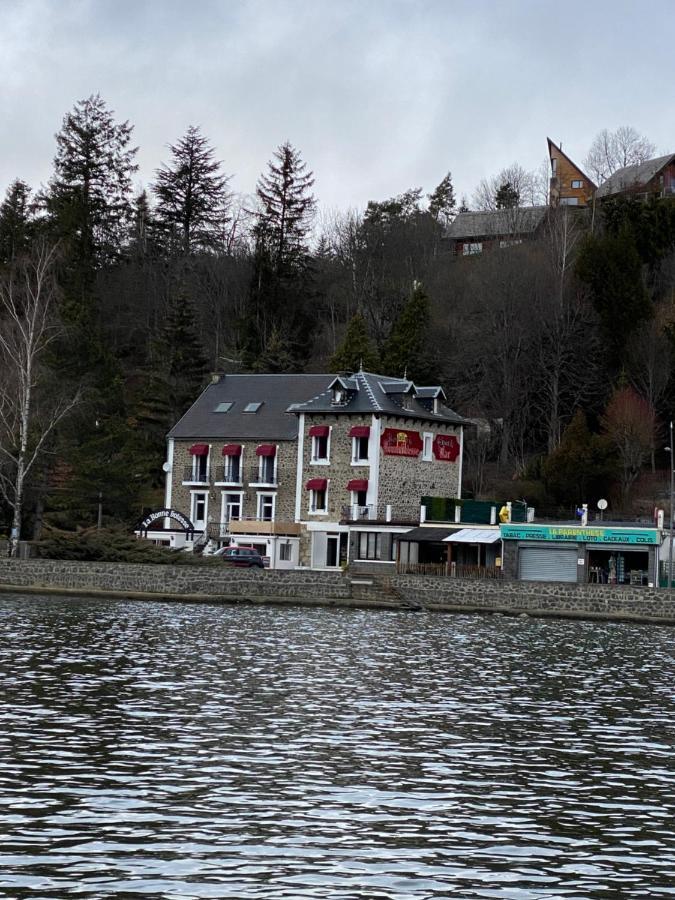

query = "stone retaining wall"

[
  {"left": 0, "top": 559, "right": 351, "bottom": 603},
  {"left": 2, "top": 559, "right": 675, "bottom": 622},
  {"left": 391, "top": 575, "right": 675, "bottom": 622}
]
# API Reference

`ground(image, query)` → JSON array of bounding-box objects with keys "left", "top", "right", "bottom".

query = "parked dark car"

[{"left": 218, "top": 547, "right": 265, "bottom": 568}]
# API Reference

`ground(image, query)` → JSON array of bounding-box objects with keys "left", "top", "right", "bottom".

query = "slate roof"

[
  {"left": 445, "top": 206, "right": 548, "bottom": 240},
  {"left": 596, "top": 154, "right": 675, "bottom": 199},
  {"left": 287, "top": 370, "right": 470, "bottom": 426},
  {"left": 168, "top": 374, "right": 336, "bottom": 441}
]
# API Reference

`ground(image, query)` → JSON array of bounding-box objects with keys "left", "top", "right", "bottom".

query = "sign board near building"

[
  {"left": 433, "top": 434, "right": 460, "bottom": 462},
  {"left": 380, "top": 428, "right": 423, "bottom": 457},
  {"left": 501, "top": 524, "right": 660, "bottom": 545}
]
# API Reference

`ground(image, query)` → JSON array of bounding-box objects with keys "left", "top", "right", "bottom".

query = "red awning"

[
  {"left": 347, "top": 479, "right": 368, "bottom": 492},
  {"left": 309, "top": 425, "right": 330, "bottom": 437},
  {"left": 256, "top": 444, "right": 277, "bottom": 457},
  {"left": 189, "top": 443, "right": 209, "bottom": 456},
  {"left": 349, "top": 425, "right": 370, "bottom": 438},
  {"left": 221, "top": 444, "right": 242, "bottom": 457},
  {"left": 305, "top": 478, "right": 328, "bottom": 491}
]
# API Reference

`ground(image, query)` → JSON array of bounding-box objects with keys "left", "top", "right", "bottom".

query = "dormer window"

[{"left": 332, "top": 388, "right": 345, "bottom": 404}]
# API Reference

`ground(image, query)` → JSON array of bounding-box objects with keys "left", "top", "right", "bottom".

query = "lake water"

[{"left": 1, "top": 594, "right": 675, "bottom": 898}]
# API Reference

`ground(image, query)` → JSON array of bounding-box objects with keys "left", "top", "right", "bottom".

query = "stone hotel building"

[{"left": 158, "top": 370, "right": 468, "bottom": 569}]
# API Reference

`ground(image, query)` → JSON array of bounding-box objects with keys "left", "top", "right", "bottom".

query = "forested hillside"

[{"left": 1, "top": 95, "right": 675, "bottom": 541}]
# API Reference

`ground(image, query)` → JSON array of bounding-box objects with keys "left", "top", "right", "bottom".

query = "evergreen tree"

[
  {"left": 495, "top": 181, "right": 520, "bottom": 209},
  {"left": 159, "top": 290, "right": 209, "bottom": 420},
  {"left": 243, "top": 142, "right": 317, "bottom": 370},
  {"left": 330, "top": 313, "right": 380, "bottom": 372},
  {"left": 381, "top": 283, "right": 437, "bottom": 382},
  {"left": 428, "top": 172, "right": 456, "bottom": 227},
  {"left": 255, "top": 141, "right": 316, "bottom": 275},
  {"left": 47, "top": 94, "right": 137, "bottom": 272},
  {"left": 0, "top": 179, "right": 33, "bottom": 266},
  {"left": 153, "top": 126, "right": 230, "bottom": 255}
]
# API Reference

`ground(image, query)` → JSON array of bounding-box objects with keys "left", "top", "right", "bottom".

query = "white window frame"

[
  {"left": 310, "top": 429, "right": 331, "bottom": 465},
  {"left": 422, "top": 432, "right": 433, "bottom": 461},
  {"left": 190, "top": 450, "right": 209, "bottom": 483},
  {"left": 257, "top": 450, "right": 277, "bottom": 485},
  {"left": 222, "top": 452, "right": 242, "bottom": 485},
  {"left": 257, "top": 492, "right": 276, "bottom": 522},
  {"left": 190, "top": 491, "right": 208, "bottom": 528},
  {"left": 463, "top": 242, "right": 482, "bottom": 256},
  {"left": 221, "top": 491, "right": 244, "bottom": 523},
  {"left": 351, "top": 434, "right": 370, "bottom": 465},
  {"left": 279, "top": 542, "right": 292, "bottom": 561},
  {"left": 308, "top": 485, "right": 328, "bottom": 515}
]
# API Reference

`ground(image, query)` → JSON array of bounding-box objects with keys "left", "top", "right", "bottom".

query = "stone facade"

[
  {"left": 169, "top": 438, "right": 298, "bottom": 530},
  {"left": 378, "top": 415, "right": 461, "bottom": 517}
]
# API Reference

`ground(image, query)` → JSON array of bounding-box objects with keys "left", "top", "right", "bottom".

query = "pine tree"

[
  {"left": 243, "top": 142, "right": 317, "bottom": 370},
  {"left": 159, "top": 290, "right": 209, "bottom": 420},
  {"left": 0, "top": 179, "right": 33, "bottom": 266},
  {"left": 153, "top": 126, "right": 231, "bottom": 255},
  {"left": 428, "top": 172, "right": 456, "bottom": 227},
  {"left": 495, "top": 181, "right": 520, "bottom": 209},
  {"left": 381, "top": 283, "right": 436, "bottom": 382},
  {"left": 330, "top": 313, "right": 380, "bottom": 372},
  {"left": 47, "top": 94, "right": 138, "bottom": 270},
  {"left": 255, "top": 141, "right": 316, "bottom": 275}
]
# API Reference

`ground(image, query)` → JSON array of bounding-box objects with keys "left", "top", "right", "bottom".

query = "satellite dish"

[
  {"left": 597, "top": 498, "right": 608, "bottom": 510},
  {"left": 162, "top": 462, "right": 171, "bottom": 473}
]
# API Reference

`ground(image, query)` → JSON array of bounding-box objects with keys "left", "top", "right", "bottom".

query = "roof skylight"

[
  {"left": 214, "top": 402, "right": 233, "bottom": 413},
  {"left": 243, "top": 402, "right": 263, "bottom": 413}
]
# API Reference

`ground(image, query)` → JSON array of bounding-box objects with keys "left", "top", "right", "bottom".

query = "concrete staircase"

[{"left": 350, "top": 573, "right": 422, "bottom": 609}]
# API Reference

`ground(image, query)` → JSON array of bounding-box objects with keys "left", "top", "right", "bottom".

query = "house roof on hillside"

[
  {"left": 546, "top": 137, "right": 597, "bottom": 189},
  {"left": 596, "top": 154, "right": 675, "bottom": 198},
  {"left": 287, "top": 370, "right": 470, "bottom": 426},
  {"left": 168, "top": 373, "right": 336, "bottom": 440},
  {"left": 445, "top": 206, "right": 548, "bottom": 240}
]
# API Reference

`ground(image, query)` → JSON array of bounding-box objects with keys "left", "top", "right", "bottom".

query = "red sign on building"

[
  {"left": 433, "top": 433, "right": 460, "bottom": 462},
  {"left": 380, "top": 428, "right": 423, "bottom": 457}
]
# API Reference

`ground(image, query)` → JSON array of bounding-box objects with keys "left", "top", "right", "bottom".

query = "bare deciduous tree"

[
  {"left": 472, "top": 163, "right": 537, "bottom": 211},
  {"left": 0, "top": 244, "right": 81, "bottom": 555},
  {"left": 583, "top": 126, "right": 656, "bottom": 184}
]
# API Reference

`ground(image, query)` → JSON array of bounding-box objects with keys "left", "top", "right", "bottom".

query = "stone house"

[
  {"left": 162, "top": 373, "right": 334, "bottom": 568},
  {"left": 154, "top": 369, "right": 468, "bottom": 571},
  {"left": 287, "top": 371, "right": 469, "bottom": 571}
]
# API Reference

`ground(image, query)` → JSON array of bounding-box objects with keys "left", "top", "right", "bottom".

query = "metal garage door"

[{"left": 519, "top": 546, "right": 578, "bottom": 582}]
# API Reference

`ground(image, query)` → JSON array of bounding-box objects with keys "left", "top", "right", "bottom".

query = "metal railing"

[
  {"left": 214, "top": 465, "right": 242, "bottom": 484},
  {"left": 182, "top": 466, "right": 209, "bottom": 483}
]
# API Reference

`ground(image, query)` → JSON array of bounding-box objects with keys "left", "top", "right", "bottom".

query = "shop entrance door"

[{"left": 326, "top": 534, "right": 340, "bottom": 567}]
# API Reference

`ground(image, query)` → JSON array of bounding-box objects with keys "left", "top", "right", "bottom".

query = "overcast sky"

[{"left": 2, "top": 0, "right": 673, "bottom": 215}]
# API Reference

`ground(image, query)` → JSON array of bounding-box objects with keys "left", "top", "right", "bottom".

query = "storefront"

[{"left": 501, "top": 523, "right": 661, "bottom": 586}]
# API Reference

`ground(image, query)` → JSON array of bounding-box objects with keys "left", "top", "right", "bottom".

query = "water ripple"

[{"left": 1, "top": 594, "right": 675, "bottom": 897}]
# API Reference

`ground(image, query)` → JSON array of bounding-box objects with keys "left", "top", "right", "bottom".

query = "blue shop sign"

[{"left": 500, "top": 524, "right": 659, "bottom": 545}]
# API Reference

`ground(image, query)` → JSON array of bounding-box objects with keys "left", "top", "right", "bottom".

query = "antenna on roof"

[
  {"left": 359, "top": 358, "right": 363, "bottom": 371},
  {"left": 403, "top": 366, "right": 408, "bottom": 380}
]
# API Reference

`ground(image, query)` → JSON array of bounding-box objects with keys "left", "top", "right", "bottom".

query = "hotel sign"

[
  {"left": 380, "top": 428, "right": 423, "bottom": 457},
  {"left": 500, "top": 524, "right": 659, "bottom": 545},
  {"left": 433, "top": 433, "right": 460, "bottom": 462}
]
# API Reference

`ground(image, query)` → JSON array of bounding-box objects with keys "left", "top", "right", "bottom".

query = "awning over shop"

[
  {"left": 189, "top": 443, "right": 209, "bottom": 456},
  {"left": 349, "top": 425, "right": 370, "bottom": 438},
  {"left": 444, "top": 529, "right": 501, "bottom": 544},
  {"left": 308, "top": 425, "right": 330, "bottom": 437},
  {"left": 398, "top": 527, "right": 456, "bottom": 543},
  {"left": 305, "top": 478, "right": 328, "bottom": 490},
  {"left": 347, "top": 479, "right": 368, "bottom": 492},
  {"left": 221, "top": 443, "right": 242, "bottom": 456},
  {"left": 256, "top": 444, "right": 276, "bottom": 457}
]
